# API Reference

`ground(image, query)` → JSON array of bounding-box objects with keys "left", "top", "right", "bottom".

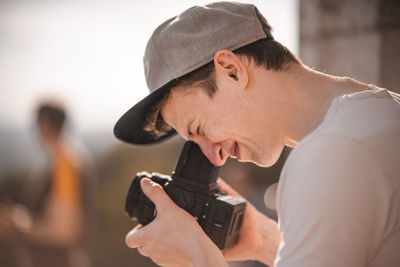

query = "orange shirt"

[{"left": 51, "top": 148, "right": 81, "bottom": 207}]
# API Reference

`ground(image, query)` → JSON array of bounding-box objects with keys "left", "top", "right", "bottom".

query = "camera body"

[{"left": 125, "top": 141, "right": 246, "bottom": 250}]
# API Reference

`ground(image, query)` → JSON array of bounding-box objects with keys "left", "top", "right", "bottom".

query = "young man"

[{"left": 114, "top": 2, "right": 400, "bottom": 266}]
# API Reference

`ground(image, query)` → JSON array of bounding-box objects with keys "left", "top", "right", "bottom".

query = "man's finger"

[
  {"left": 125, "top": 224, "right": 146, "bottom": 248},
  {"left": 140, "top": 178, "right": 175, "bottom": 212}
]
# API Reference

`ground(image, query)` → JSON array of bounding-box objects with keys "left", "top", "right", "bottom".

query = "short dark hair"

[
  {"left": 37, "top": 102, "right": 66, "bottom": 135},
  {"left": 175, "top": 38, "right": 300, "bottom": 97},
  {"left": 144, "top": 37, "right": 300, "bottom": 137}
]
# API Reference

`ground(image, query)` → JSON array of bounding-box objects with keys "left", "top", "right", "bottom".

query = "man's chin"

[
  {"left": 236, "top": 147, "right": 282, "bottom": 167},
  {"left": 255, "top": 160, "right": 276, "bottom": 168},
  {"left": 237, "top": 157, "right": 274, "bottom": 167},
  {"left": 253, "top": 153, "right": 282, "bottom": 168}
]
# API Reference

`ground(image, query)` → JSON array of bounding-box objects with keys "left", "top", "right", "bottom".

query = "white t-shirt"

[{"left": 275, "top": 88, "right": 400, "bottom": 267}]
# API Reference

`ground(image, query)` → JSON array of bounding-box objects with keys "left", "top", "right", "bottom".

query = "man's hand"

[
  {"left": 0, "top": 202, "right": 31, "bottom": 240},
  {"left": 218, "top": 178, "right": 281, "bottom": 266},
  {"left": 125, "top": 178, "right": 228, "bottom": 267}
]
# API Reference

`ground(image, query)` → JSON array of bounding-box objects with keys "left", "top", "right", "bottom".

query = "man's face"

[{"left": 161, "top": 82, "right": 285, "bottom": 167}]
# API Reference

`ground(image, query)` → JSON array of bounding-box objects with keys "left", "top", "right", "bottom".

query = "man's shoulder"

[
  {"left": 281, "top": 87, "right": 400, "bottom": 184},
  {"left": 275, "top": 89, "right": 400, "bottom": 267},
  {"left": 277, "top": 105, "right": 400, "bottom": 224},
  {"left": 317, "top": 88, "right": 400, "bottom": 142}
]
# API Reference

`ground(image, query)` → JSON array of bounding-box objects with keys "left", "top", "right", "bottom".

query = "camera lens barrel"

[{"left": 125, "top": 172, "right": 171, "bottom": 225}]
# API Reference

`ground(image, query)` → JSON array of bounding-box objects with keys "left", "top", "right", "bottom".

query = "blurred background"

[{"left": 0, "top": 0, "right": 398, "bottom": 266}]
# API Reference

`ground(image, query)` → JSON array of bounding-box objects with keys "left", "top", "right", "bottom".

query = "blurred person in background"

[
  {"left": 0, "top": 101, "right": 92, "bottom": 267},
  {"left": 114, "top": 2, "right": 400, "bottom": 267}
]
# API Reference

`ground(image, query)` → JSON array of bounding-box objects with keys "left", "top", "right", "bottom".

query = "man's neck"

[
  {"left": 262, "top": 64, "right": 371, "bottom": 147},
  {"left": 45, "top": 136, "right": 66, "bottom": 157}
]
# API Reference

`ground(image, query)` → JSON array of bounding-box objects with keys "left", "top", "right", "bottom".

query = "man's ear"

[{"left": 213, "top": 50, "right": 248, "bottom": 89}]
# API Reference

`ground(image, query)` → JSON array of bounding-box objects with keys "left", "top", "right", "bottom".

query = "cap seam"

[{"left": 251, "top": 5, "right": 274, "bottom": 39}]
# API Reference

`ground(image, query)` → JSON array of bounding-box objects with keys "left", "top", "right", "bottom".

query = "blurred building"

[{"left": 300, "top": 0, "right": 400, "bottom": 93}]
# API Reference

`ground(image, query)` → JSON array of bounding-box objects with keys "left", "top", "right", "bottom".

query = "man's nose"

[{"left": 197, "top": 139, "right": 227, "bottom": 166}]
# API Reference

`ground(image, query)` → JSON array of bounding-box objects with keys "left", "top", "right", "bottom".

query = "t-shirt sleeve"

[
  {"left": 52, "top": 155, "right": 81, "bottom": 207},
  {"left": 275, "top": 136, "right": 385, "bottom": 267}
]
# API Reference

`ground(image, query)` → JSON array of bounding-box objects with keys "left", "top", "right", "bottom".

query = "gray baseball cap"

[{"left": 114, "top": 1, "right": 273, "bottom": 145}]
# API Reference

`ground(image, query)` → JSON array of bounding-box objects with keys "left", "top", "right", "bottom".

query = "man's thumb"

[{"left": 140, "top": 178, "right": 172, "bottom": 212}]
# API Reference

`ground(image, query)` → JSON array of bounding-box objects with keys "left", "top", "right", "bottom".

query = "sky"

[{"left": 0, "top": 0, "right": 299, "bottom": 135}]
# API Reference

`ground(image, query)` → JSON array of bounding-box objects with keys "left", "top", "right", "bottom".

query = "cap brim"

[{"left": 113, "top": 81, "right": 177, "bottom": 145}]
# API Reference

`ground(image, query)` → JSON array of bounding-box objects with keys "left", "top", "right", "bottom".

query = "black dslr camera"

[{"left": 125, "top": 141, "right": 246, "bottom": 250}]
